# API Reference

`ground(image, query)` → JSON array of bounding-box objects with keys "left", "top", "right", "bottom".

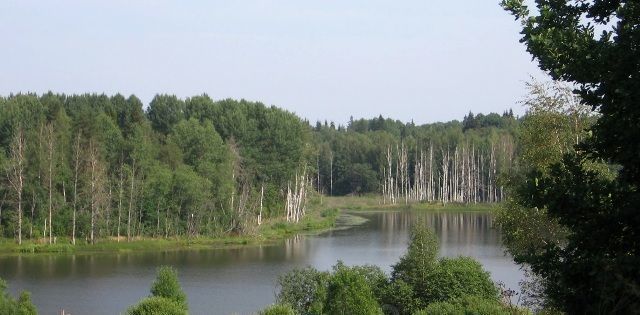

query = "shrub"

[
  {"left": 381, "top": 279, "right": 420, "bottom": 315},
  {"left": 416, "top": 295, "right": 525, "bottom": 315},
  {"left": 277, "top": 267, "right": 330, "bottom": 315},
  {"left": 16, "top": 291, "right": 38, "bottom": 315},
  {"left": 391, "top": 224, "right": 439, "bottom": 292},
  {"left": 390, "top": 223, "right": 439, "bottom": 308},
  {"left": 150, "top": 266, "right": 188, "bottom": 311},
  {"left": 0, "top": 278, "right": 38, "bottom": 315},
  {"left": 126, "top": 296, "right": 186, "bottom": 315},
  {"left": 259, "top": 303, "right": 297, "bottom": 315},
  {"left": 349, "top": 264, "right": 387, "bottom": 302},
  {"left": 324, "top": 263, "right": 383, "bottom": 315},
  {"left": 423, "top": 257, "right": 499, "bottom": 303}
]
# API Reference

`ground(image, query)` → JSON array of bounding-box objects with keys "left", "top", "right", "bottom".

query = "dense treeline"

[
  {"left": 312, "top": 112, "right": 518, "bottom": 203},
  {"left": 0, "top": 92, "right": 519, "bottom": 245},
  {"left": 0, "top": 93, "right": 310, "bottom": 244}
]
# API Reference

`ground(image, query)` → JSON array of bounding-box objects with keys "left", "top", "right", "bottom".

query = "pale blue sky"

[{"left": 0, "top": 1, "right": 542, "bottom": 124}]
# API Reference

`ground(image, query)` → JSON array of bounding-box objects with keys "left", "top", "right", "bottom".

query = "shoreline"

[{"left": 0, "top": 196, "right": 498, "bottom": 256}]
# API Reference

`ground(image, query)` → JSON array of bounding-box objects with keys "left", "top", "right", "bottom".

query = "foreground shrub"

[
  {"left": 391, "top": 224, "right": 439, "bottom": 289},
  {"left": 416, "top": 295, "right": 529, "bottom": 315},
  {"left": 274, "top": 224, "right": 506, "bottom": 315},
  {"left": 0, "top": 278, "right": 38, "bottom": 315},
  {"left": 324, "top": 262, "right": 383, "bottom": 315},
  {"left": 349, "top": 264, "right": 387, "bottom": 302},
  {"left": 424, "top": 257, "right": 499, "bottom": 303},
  {"left": 259, "top": 303, "right": 296, "bottom": 315},
  {"left": 126, "top": 296, "right": 186, "bottom": 315},
  {"left": 150, "top": 266, "right": 188, "bottom": 311},
  {"left": 381, "top": 279, "right": 419, "bottom": 315},
  {"left": 277, "top": 267, "right": 330, "bottom": 315},
  {"left": 126, "top": 266, "right": 188, "bottom": 314}
]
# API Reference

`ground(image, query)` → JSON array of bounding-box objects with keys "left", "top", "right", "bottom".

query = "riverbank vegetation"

[
  {"left": 0, "top": 93, "right": 513, "bottom": 249},
  {"left": 0, "top": 199, "right": 339, "bottom": 254}
]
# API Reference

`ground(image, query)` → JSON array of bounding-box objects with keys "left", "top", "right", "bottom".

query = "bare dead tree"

[
  {"left": 7, "top": 126, "right": 25, "bottom": 245},
  {"left": 44, "top": 123, "right": 55, "bottom": 244},
  {"left": 72, "top": 132, "right": 81, "bottom": 245}
]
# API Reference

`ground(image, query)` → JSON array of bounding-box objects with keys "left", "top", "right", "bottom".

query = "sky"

[{"left": 0, "top": 1, "right": 544, "bottom": 125}]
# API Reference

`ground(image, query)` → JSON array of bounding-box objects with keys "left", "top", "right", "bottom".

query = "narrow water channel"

[{"left": 0, "top": 210, "right": 522, "bottom": 315}]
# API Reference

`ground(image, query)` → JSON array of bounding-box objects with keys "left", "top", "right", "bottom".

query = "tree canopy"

[{"left": 501, "top": 0, "right": 640, "bottom": 312}]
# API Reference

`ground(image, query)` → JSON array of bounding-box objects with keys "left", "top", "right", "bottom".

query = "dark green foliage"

[
  {"left": 501, "top": 0, "right": 640, "bottom": 312},
  {"left": 348, "top": 264, "right": 388, "bottom": 302},
  {"left": 0, "top": 278, "right": 38, "bottom": 315},
  {"left": 416, "top": 295, "right": 521, "bottom": 315},
  {"left": 380, "top": 279, "right": 419, "bottom": 315},
  {"left": 423, "top": 257, "right": 499, "bottom": 303},
  {"left": 0, "top": 89, "right": 514, "bottom": 245},
  {"left": 274, "top": 225, "right": 503, "bottom": 315},
  {"left": 324, "top": 263, "right": 382, "bottom": 315},
  {"left": 387, "top": 224, "right": 499, "bottom": 313},
  {"left": 150, "top": 266, "right": 187, "bottom": 311},
  {"left": 0, "top": 93, "right": 310, "bottom": 242},
  {"left": 391, "top": 223, "right": 439, "bottom": 300},
  {"left": 147, "top": 95, "right": 185, "bottom": 136},
  {"left": 259, "top": 303, "right": 297, "bottom": 315},
  {"left": 126, "top": 297, "right": 186, "bottom": 315},
  {"left": 127, "top": 266, "right": 187, "bottom": 315},
  {"left": 277, "top": 267, "right": 330, "bottom": 315}
]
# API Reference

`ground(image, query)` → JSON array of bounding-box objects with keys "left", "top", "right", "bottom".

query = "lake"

[{"left": 0, "top": 210, "right": 523, "bottom": 315}]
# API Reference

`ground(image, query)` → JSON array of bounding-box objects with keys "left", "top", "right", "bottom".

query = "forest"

[{"left": 0, "top": 92, "right": 518, "bottom": 245}]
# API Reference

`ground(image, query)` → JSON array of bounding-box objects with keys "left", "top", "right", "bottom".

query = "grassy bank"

[
  {"left": 0, "top": 205, "right": 340, "bottom": 255},
  {"left": 0, "top": 195, "right": 496, "bottom": 255},
  {"left": 318, "top": 195, "right": 499, "bottom": 212}
]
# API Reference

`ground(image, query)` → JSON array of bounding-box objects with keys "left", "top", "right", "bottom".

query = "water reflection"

[{"left": 0, "top": 210, "right": 521, "bottom": 315}]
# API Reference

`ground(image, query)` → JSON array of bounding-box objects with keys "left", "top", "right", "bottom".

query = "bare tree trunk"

[
  {"left": 106, "top": 186, "right": 112, "bottom": 237},
  {"left": 72, "top": 133, "right": 80, "bottom": 245},
  {"left": 29, "top": 192, "right": 35, "bottom": 239},
  {"left": 7, "top": 126, "right": 26, "bottom": 245},
  {"left": 89, "top": 140, "right": 96, "bottom": 245},
  {"left": 127, "top": 158, "right": 136, "bottom": 242},
  {"left": 258, "top": 185, "right": 263, "bottom": 226},
  {"left": 117, "top": 161, "right": 123, "bottom": 242},
  {"left": 45, "top": 123, "right": 55, "bottom": 244},
  {"left": 329, "top": 151, "right": 333, "bottom": 196}
]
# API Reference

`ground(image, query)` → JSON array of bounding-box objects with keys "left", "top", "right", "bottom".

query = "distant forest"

[{"left": 0, "top": 93, "right": 518, "bottom": 243}]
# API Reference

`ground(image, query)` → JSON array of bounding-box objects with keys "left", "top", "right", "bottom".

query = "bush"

[
  {"left": 349, "top": 264, "right": 388, "bottom": 302},
  {"left": 16, "top": 291, "right": 37, "bottom": 315},
  {"left": 259, "top": 303, "right": 297, "bottom": 315},
  {"left": 277, "top": 267, "right": 330, "bottom": 315},
  {"left": 126, "top": 266, "right": 188, "bottom": 314},
  {"left": 391, "top": 223, "right": 439, "bottom": 294},
  {"left": 0, "top": 278, "right": 38, "bottom": 315},
  {"left": 415, "top": 295, "right": 525, "bottom": 315},
  {"left": 126, "top": 296, "right": 186, "bottom": 315},
  {"left": 414, "top": 302, "right": 462, "bottom": 315},
  {"left": 150, "top": 266, "right": 187, "bottom": 311},
  {"left": 381, "top": 279, "right": 420, "bottom": 315},
  {"left": 324, "top": 263, "right": 383, "bottom": 315},
  {"left": 423, "top": 257, "right": 499, "bottom": 303}
]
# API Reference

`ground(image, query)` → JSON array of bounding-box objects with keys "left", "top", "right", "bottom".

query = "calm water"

[{"left": 0, "top": 210, "right": 522, "bottom": 315}]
